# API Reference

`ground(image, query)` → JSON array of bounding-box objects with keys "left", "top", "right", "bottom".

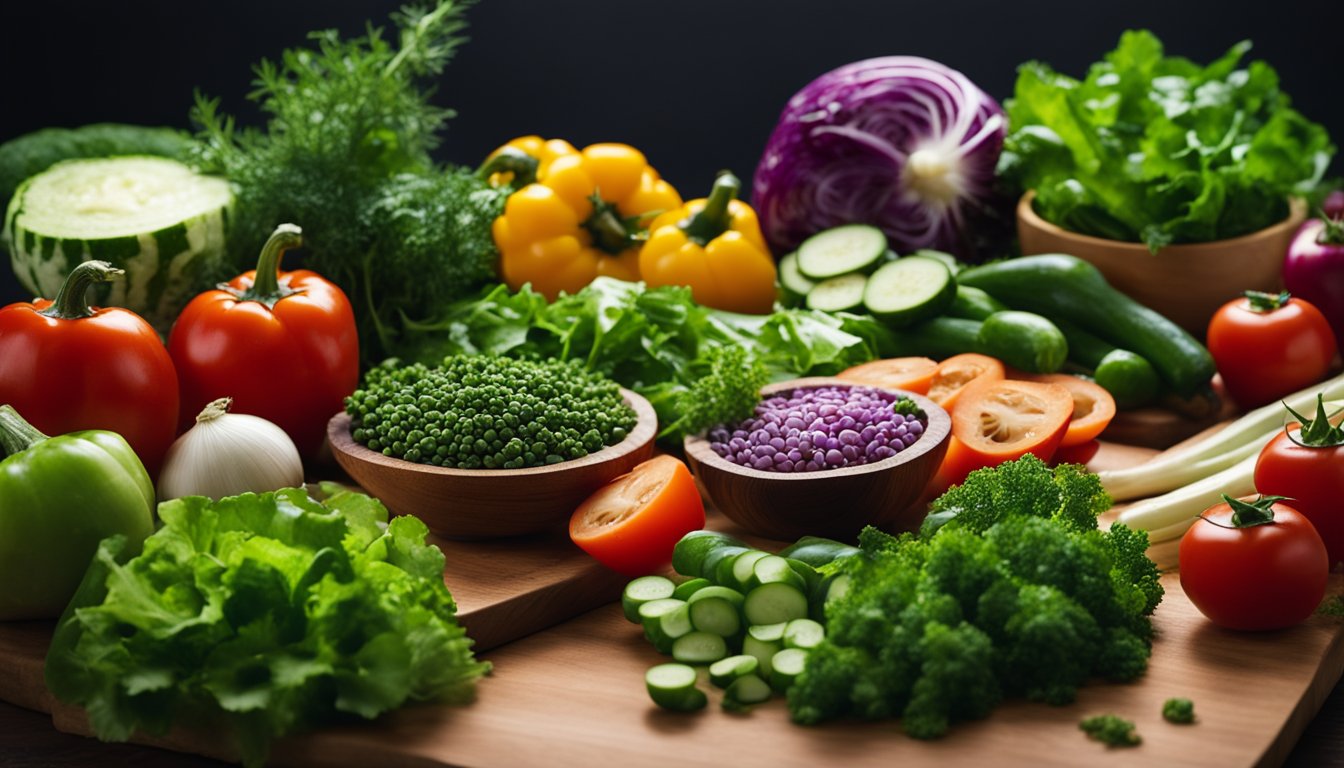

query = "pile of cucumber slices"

[{"left": 779, "top": 224, "right": 957, "bottom": 327}]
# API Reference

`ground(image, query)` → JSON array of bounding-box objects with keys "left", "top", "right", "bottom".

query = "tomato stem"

[
  {"left": 37, "top": 260, "right": 123, "bottom": 321},
  {"left": 1284, "top": 394, "right": 1344, "bottom": 448},
  {"left": 0, "top": 405, "right": 49, "bottom": 458},
  {"left": 1243, "top": 290, "right": 1290, "bottom": 313},
  {"left": 1221, "top": 494, "right": 1291, "bottom": 528}
]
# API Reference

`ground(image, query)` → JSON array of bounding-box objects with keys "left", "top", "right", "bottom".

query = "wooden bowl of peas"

[
  {"left": 328, "top": 387, "right": 658, "bottom": 539},
  {"left": 683, "top": 377, "right": 951, "bottom": 541}
]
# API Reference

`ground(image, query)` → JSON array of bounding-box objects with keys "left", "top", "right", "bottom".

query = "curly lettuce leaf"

[
  {"left": 45, "top": 489, "right": 487, "bottom": 767},
  {"left": 1001, "top": 30, "right": 1333, "bottom": 250}
]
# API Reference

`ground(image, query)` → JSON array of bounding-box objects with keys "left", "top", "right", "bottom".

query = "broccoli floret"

[
  {"left": 903, "top": 621, "right": 1000, "bottom": 739},
  {"left": 786, "top": 456, "right": 1163, "bottom": 740},
  {"left": 658, "top": 346, "right": 769, "bottom": 441},
  {"left": 929, "top": 455, "right": 1111, "bottom": 536},
  {"left": 1080, "top": 714, "right": 1141, "bottom": 747},
  {"left": 345, "top": 356, "right": 635, "bottom": 468},
  {"left": 1162, "top": 697, "right": 1196, "bottom": 724}
]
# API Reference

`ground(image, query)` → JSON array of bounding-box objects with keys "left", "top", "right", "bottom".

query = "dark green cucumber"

[
  {"left": 893, "top": 316, "right": 984, "bottom": 359},
  {"left": 947, "top": 285, "right": 1009, "bottom": 321},
  {"left": 671, "top": 531, "right": 746, "bottom": 578},
  {"left": 777, "top": 537, "right": 860, "bottom": 569},
  {"left": 1053, "top": 318, "right": 1160, "bottom": 409},
  {"left": 957, "top": 255, "right": 1215, "bottom": 396},
  {"left": 978, "top": 311, "right": 1067, "bottom": 373}
]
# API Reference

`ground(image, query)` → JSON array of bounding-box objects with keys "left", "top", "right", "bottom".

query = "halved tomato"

[
  {"left": 939, "top": 378, "right": 1074, "bottom": 488},
  {"left": 837, "top": 357, "right": 938, "bottom": 395},
  {"left": 1013, "top": 373, "right": 1116, "bottom": 447},
  {"left": 569, "top": 455, "right": 706, "bottom": 577},
  {"left": 926, "top": 353, "right": 1006, "bottom": 410}
]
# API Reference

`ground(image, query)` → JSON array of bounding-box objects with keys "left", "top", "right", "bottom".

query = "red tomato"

[
  {"left": 1206, "top": 292, "right": 1336, "bottom": 409},
  {"left": 1254, "top": 402, "right": 1344, "bottom": 566},
  {"left": 168, "top": 225, "right": 358, "bottom": 460},
  {"left": 1179, "top": 496, "right": 1328, "bottom": 631},
  {"left": 0, "top": 261, "right": 178, "bottom": 476},
  {"left": 570, "top": 455, "right": 706, "bottom": 577}
]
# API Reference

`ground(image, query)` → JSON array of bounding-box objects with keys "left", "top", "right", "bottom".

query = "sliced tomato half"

[
  {"left": 1013, "top": 373, "right": 1117, "bottom": 447},
  {"left": 926, "top": 353, "right": 1005, "bottom": 410},
  {"left": 939, "top": 378, "right": 1074, "bottom": 488},
  {"left": 569, "top": 455, "right": 706, "bottom": 577},
  {"left": 837, "top": 357, "right": 938, "bottom": 395}
]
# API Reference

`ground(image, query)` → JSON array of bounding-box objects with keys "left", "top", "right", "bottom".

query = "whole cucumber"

[
  {"left": 978, "top": 311, "right": 1068, "bottom": 373},
  {"left": 957, "top": 254, "right": 1215, "bottom": 396},
  {"left": 1052, "top": 317, "right": 1160, "bottom": 409},
  {"left": 947, "top": 285, "right": 1009, "bottom": 321}
]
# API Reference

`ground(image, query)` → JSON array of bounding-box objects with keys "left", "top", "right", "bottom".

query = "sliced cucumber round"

[
  {"left": 777, "top": 252, "right": 816, "bottom": 307},
  {"left": 722, "top": 674, "right": 774, "bottom": 711},
  {"left": 622, "top": 575, "right": 676, "bottom": 623},
  {"left": 672, "top": 631, "right": 729, "bottom": 665},
  {"left": 797, "top": 224, "right": 888, "bottom": 280},
  {"left": 805, "top": 273, "right": 867, "bottom": 313},
  {"left": 862, "top": 256, "right": 956, "bottom": 327},
  {"left": 646, "top": 663, "right": 706, "bottom": 711},
  {"left": 709, "top": 654, "right": 760, "bottom": 689},
  {"left": 769, "top": 647, "right": 809, "bottom": 692}
]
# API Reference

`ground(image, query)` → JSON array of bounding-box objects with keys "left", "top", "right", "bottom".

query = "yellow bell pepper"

[
  {"left": 639, "top": 171, "right": 778, "bottom": 314},
  {"left": 478, "top": 135, "right": 578, "bottom": 188},
  {"left": 493, "top": 143, "right": 682, "bottom": 299}
]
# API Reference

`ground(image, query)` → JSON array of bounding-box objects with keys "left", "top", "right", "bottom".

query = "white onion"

[{"left": 157, "top": 398, "right": 304, "bottom": 501}]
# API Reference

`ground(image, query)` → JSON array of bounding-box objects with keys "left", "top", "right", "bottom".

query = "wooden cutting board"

[{"left": 2, "top": 434, "right": 1342, "bottom": 767}]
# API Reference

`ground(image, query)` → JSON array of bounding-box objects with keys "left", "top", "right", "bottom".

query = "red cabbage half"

[{"left": 753, "top": 57, "right": 1008, "bottom": 260}]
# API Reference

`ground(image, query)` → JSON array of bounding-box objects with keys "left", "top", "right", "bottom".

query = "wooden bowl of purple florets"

[{"left": 682, "top": 377, "right": 951, "bottom": 542}]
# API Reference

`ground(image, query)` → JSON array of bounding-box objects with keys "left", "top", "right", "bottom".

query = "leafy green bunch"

[
  {"left": 45, "top": 486, "right": 489, "bottom": 766},
  {"left": 192, "top": 1, "right": 507, "bottom": 362},
  {"left": 787, "top": 456, "right": 1163, "bottom": 739},
  {"left": 407, "top": 277, "right": 903, "bottom": 441},
  {"left": 1000, "top": 30, "right": 1333, "bottom": 250}
]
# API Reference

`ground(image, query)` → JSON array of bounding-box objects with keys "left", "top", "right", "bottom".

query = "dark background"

[{"left": 1, "top": 0, "right": 1340, "bottom": 305}]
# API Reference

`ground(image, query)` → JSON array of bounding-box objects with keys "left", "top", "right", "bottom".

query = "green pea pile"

[{"left": 346, "top": 356, "right": 637, "bottom": 469}]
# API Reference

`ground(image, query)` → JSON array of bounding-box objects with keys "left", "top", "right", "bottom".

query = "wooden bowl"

[
  {"left": 1017, "top": 191, "right": 1307, "bottom": 336},
  {"left": 683, "top": 378, "right": 951, "bottom": 542},
  {"left": 327, "top": 388, "right": 657, "bottom": 539}
]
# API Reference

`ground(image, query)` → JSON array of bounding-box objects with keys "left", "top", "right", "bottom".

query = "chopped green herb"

[
  {"left": 1162, "top": 697, "right": 1196, "bottom": 724},
  {"left": 1081, "top": 714, "right": 1142, "bottom": 747}
]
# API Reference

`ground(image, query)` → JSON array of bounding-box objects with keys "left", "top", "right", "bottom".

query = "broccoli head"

[
  {"left": 1080, "top": 714, "right": 1142, "bottom": 747},
  {"left": 902, "top": 621, "right": 1001, "bottom": 739},
  {"left": 1162, "top": 697, "right": 1196, "bottom": 724}
]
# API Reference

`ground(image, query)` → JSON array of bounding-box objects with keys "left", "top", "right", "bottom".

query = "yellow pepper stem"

[
  {"left": 583, "top": 192, "right": 646, "bottom": 255},
  {"left": 681, "top": 170, "right": 740, "bottom": 246},
  {"left": 477, "top": 147, "right": 541, "bottom": 187}
]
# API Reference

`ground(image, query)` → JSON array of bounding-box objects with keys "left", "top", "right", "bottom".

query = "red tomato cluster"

[{"left": 0, "top": 225, "right": 358, "bottom": 477}]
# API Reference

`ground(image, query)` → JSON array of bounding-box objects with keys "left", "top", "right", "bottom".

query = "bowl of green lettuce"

[{"left": 1000, "top": 30, "right": 1332, "bottom": 333}]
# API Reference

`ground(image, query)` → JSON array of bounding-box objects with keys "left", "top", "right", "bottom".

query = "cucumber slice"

[
  {"left": 708, "top": 654, "right": 760, "bottom": 689},
  {"left": 748, "top": 555, "right": 807, "bottom": 591},
  {"left": 797, "top": 224, "right": 888, "bottom": 280},
  {"left": 778, "top": 252, "right": 816, "bottom": 307},
  {"left": 622, "top": 575, "right": 677, "bottom": 623},
  {"left": 909, "top": 248, "right": 963, "bottom": 276},
  {"left": 4, "top": 156, "right": 233, "bottom": 329},
  {"left": 725, "top": 550, "right": 771, "bottom": 591},
  {"left": 743, "top": 632, "right": 782, "bottom": 679},
  {"left": 671, "top": 530, "right": 746, "bottom": 578},
  {"left": 688, "top": 592, "right": 742, "bottom": 638},
  {"left": 699, "top": 545, "right": 750, "bottom": 582},
  {"left": 639, "top": 598, "right": 689, "bottom": 654},
  {"left": 747, "top": 622, "right": 787, "bottom": 643},
  {"left": 672, "top": 631, "right": 728, "bottom": 665},
  {"left": 862, "top": 256, "right": 955, "bottom": 327},
  {"left": 722, "top": 674, "right": 774, "bottom": 712},
  {"left": 646, "top": 663, "right": 706, "bottom": 711},
  {"left": 671, "top": 577, "right": 713, "bottom": 602},
  {"left": 805, "top": 273, "right": 867, "bottom": 313},
  {"left": 782, "top": 618, "right": 826, "bottom": 650},
  {"left": 744, "top": 582, "right": 809, "bottom": 626},
  {"left": 769, "top": 648, "right": 809, "bottom": 692}
]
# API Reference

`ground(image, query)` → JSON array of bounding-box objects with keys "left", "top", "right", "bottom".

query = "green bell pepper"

[{"left": 0, "top": 405, "right": 155, "bottom": 620}]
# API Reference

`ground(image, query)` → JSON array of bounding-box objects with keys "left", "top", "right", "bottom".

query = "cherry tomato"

[
  {"left": 1179, "top": 496, "right": 1328, "bottom": 631},
  {"left": 569, "top": 455, "right": 706, "bottom": 577},
  {"left": 1206, "top": 292, "right": 1336, "bottom": 410},
  {"left": 1014, "top": 373, "right": 1116, "bottom": 447},
  {"left": 1253, "top": 399, "right": 1344, "bottom": 566},
  {"left": 935, "top": 378, "right": 1073, "bottom": 491},
  {"left": 838, "top": 357, "right": 938, "bottom": 395},
  {"left": 926, "top": 353, "right": 1005, "bottom": 410}
]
